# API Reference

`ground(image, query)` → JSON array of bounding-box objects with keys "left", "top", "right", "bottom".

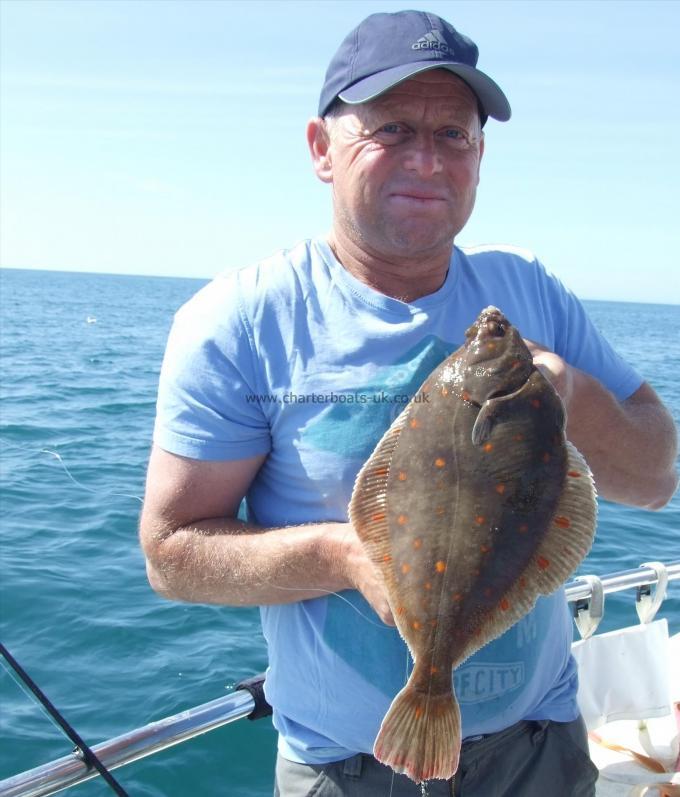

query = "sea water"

[{"left": 1, "top": 268, "right": 678, "bottom": 796}]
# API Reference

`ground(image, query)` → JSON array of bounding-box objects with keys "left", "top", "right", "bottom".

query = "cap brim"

[{"left": 338, "top": 61, "right": 511, "bottom": 122}]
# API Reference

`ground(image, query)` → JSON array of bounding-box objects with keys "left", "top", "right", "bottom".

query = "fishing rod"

[{"left": 0, "top": 642, "right": 129, "bottom": 797}]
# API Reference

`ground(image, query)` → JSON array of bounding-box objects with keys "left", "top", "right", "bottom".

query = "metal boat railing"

[{"left": 1, "top": 560, "right": 678, "bottom": 797}]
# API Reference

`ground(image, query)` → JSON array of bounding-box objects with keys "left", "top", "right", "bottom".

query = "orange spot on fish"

[
  {"left": 430, "top": 618, "right": 438, "bottom": 627},
  {"left": 409, "top": 418, "right": 420, "bottom": 429},
  {"left": 441, "top": 386, "right": 449, "bottom": 396},
  {"left": 568, "top": 470, "right": 582, "bottom": 478},
  {"left": 414, "top": 705, "right": 424, "bottom": 718},
  {"left": 461, "top": 389, "right": 471, "bottom": 402},
  {"left": 401, "top": 563, "right": 411, "bottom": 574},
  {"left": 424, "top": 581, "right": 431, "bottom": 590},
  {"left": 531, "top": 399, "right": 541, "bottom": 409},
  {"left": 434, "top": 457, "right": 446, "bottom": 468},
  {"left": 371, "top": 512, "right": 385, "bottom": 522},
  {"left": 480, "top": 544, "right": 491, "bottom": 554},
  {"left": 412, "top": 538, "right": 422, "bottom": 549},
  {"left": 397, "top": 606, "right": 405, "bottom": 615},
  {"left": 373, "top": 466, "right": 389, "bottom": 477},
  {"left": 412, "top": 620, "right": 421, "bottom": 630},
  {"left": 435, "top": 561, "right": 447, "bottom": 573},
  {"left": 398, "top": 471, "right": 408, "bottom": 481},
  {"left": 519, "top": 524, "right": 529, "bottom": 534},
  {"left": 511, "top": 359, "right": 522, "bottom": 370},
  {"left": 542, "top": 452, "right": 551, "bottom": 463},
  {"left": 500, "top": 598, "right": 510, "bottom": 611},
  {"left": 514, "top": 433, "right": 524, "bottom": 441},
  {"left": 435, "top": 505, "right": 446, "bottom": 516},
  {"left": 383, "top": 554, "right": 392, "bottom": 563},
  {"left": 397, "top": 514, "right": 408, "bottom": 525},
  {"left": 452, "top": 593, "right": 463, "bottom": 602},
  {"left": 537, "top": 556, "right": 550, "bottom": 570},
  {"left": 519, "top": 577, "right": 527, "bottom": 589},
  {"left": 430, "top": 665, "right": 438, "bottom": 674},
  {"left": 483, "top": 443, "right": 494, "bottom": 453},
  {"left": 554, "top": 516, "right": 571, "bottom": 529},
  {"left": 495, "top": 483, "right": 506, "bottom": 495},
  {"left": 475, "top": 515, "right": 486, "bottom": 526}
]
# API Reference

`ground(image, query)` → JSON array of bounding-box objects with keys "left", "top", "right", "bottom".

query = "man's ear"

[{"left": 306, "top": 117, "right": 333, "bottom": 184}]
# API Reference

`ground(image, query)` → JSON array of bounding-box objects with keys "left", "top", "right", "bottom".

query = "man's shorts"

[{"left": 273, "top": 716, "right": 598, "bottom": 796}]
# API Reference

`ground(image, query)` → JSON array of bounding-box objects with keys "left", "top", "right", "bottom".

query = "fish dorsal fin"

[
  {"left": 453, "top": 440, "right": 597, "bottom": 666},
  {"left": 526, "top": 440, "right": 597, "bottom": 593},
  {"left": 349, "top": 409, "right": 410, "bottom": 586}
]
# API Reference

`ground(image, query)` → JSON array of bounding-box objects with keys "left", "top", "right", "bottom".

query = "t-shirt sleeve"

[
  {"left": 153, "top": 278, "right": 272, "bottom": 461},
  {"left": 536, "top": 261, "right": 644, "bottom": 402}
]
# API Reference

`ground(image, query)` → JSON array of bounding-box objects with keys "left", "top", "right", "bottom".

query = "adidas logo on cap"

[{"left": 411, "top": 30, "right": 452, "bottom": 58}]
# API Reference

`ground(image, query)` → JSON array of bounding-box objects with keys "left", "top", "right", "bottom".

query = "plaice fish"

[{"left": 349, "top": 306, "right": 597, "bottom": 783}]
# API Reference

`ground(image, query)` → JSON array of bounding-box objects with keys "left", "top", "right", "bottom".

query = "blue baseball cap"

[{"left": 318, "top": 10, "right": 511, "bottom": 124}]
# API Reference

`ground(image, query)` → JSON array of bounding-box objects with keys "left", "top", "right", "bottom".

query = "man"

[{"left": 140, "top": 10, "right": 677, "bottom": 797}]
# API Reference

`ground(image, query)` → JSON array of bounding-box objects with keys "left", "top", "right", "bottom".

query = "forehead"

[{"left": 362, "top": 69, "right": 479, "bottom": 119}]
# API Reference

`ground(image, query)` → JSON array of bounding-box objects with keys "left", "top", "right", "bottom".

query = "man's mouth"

[{"left": 388, "top": 191, "right": 448, "bottom": 205}]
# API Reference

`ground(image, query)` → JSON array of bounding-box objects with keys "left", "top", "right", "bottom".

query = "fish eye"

[{"left": 486, "top": 320, "right": 506, "bottom": 337}]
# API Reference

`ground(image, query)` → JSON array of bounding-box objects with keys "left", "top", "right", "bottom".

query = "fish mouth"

[{"left": 465, "top": 306, "right": 508, "bottom": 341}]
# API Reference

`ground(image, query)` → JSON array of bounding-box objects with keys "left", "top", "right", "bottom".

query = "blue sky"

[{"left": 1, "top": 0, "right": 678, "bottom": 303}]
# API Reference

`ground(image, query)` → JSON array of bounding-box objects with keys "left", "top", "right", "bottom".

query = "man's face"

[{"left": 321, "top": 70, "right": 484, "bottom": 263}]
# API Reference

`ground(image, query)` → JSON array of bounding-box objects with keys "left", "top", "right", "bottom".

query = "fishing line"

[
  {"left": 40, "top": 447, "right": 143, "bottom": 504},
  {"left": 2, "top": 435, "right": 389, "bottom": 632},
  {"left": 264, "top": 582, "right": 394, "bottom": 630},
  {"left": 0, "top": 436, "right": 143, "bottom": 504},
  {"left": 0, "top": 642, "right": 130, "bottom": 796}
]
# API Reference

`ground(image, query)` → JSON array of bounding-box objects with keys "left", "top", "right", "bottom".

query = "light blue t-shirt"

[{"left": 154, "top": 239, "right": 642, "bottom": 764}]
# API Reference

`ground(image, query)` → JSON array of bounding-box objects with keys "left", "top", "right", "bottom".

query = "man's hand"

[
  {"left": 334, "top": 525, "right": 395, "bottom": 626},
  {"left": 524, "top": 339, "right": 575, "bottom": 407}
]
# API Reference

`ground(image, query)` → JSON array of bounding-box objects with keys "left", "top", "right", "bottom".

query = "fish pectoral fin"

[
  {"left": 471, "top": 376, "right": 543, "bottom": 446},
  {"left": 471, "top": 402, "right": 495, "bottom": 445},
  {"left": 471, "top": 384, "right": 522, "bottom": 445}
]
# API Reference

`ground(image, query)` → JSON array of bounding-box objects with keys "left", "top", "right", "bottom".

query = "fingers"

[
  {"left": 337, "top": 524, "right": 395, "bottom": 626},
  {"left": 363, "top": 576, "right": 395, "bottom": 626},
  {"left": 523, "top": 339, "right": 574, "bottom": 405}
]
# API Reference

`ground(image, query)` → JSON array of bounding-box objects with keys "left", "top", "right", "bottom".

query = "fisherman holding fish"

[{"left": 140, "top": 10, "right": 678, "bottom": 796}]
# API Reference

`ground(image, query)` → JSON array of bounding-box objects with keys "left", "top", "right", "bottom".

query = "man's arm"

[
  {"left": 139, "top": 445, "right": 394, "bottom": 623},
  {"left": 529, "top": 345, "right": 678, "bottom": 509}
]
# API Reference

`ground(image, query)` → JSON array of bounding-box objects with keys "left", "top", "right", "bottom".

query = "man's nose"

[{"left": 403, "top": 135, "right": 443, "bottom": 177}]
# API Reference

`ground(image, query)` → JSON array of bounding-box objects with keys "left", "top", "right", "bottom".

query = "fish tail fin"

[{"left": 374, "top": 672, "right": 460, "bottom": 783}]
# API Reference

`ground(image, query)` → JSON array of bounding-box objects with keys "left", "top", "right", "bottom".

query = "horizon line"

[{"left": 1, "top": 264, "right": 677, "bottom": 308}]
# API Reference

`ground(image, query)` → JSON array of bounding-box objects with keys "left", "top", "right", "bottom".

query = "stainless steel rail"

[
  {"left": 2, "top": 560, "right": 679, "bottom": 797},
  {"left": 565, "top": 560, "right": 680, "bottom": 601},
  {"left": 0, "top": 689, "right": 255, "bottom": 797}
]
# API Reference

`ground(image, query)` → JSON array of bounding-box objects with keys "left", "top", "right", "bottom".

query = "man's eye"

[
  {"left": 444, "top": 128, "right": 466, "bottom": 140},
  {"left": 380, "top": 123, "right": 402, "bottom": 134}
]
